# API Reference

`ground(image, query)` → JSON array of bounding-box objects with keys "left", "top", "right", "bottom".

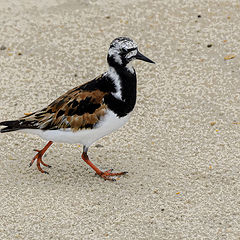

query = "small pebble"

[
  {"left": 0, "top": 45, "right": 6, "bottom": 50},
  {"left": 210, "top": 121, "right": 216, "bottom": 126},
  {"left": 207, "top": 44, "right": 212, "bottom": 48},
  {"left": 224, "top": 54, "right": 236, "bottom": 60},
  {"left": 95, "top": 144, "right": 104, "bottom": 148}
]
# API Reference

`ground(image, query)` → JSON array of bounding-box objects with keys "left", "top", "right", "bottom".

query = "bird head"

[{"left": 107, "top": 37, "right": 155, "bottom": 67}]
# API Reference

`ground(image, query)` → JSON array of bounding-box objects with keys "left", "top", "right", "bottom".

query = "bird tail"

[
  {"left": 0, "top": 120, "right": 23, "bottom": 133},
  {"left": 0, "top": 118, "right": 40, "bottom": 132},
  {"left": 1, "top": 111, "right": 41, "bottom": 133}
]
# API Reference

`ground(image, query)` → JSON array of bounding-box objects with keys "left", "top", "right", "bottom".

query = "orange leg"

[
  {"left": 81, "top": 152, "right": 127, "bottom": 181},
  {"left": 29, "top": 141, "right": 53, "bottom": 174}
]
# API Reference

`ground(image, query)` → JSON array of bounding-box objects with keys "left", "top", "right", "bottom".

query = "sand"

[{"left": 0, "top": 0, "right": 240, "bottom": 239}]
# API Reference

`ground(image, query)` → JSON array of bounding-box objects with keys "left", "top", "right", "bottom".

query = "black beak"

[{"left": 135, "top": 50, "right": 155, "bottom": 64}]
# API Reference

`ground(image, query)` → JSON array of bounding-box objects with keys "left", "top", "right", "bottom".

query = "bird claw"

[
  {"left": 81, "top": 152, "right": 128, "bottom": 181},
  {"left": 29, "top": 149, "right": 51, "bottom": 172},
  {"left": 96, "top": 169, "right": 128, "bottom": 181}
]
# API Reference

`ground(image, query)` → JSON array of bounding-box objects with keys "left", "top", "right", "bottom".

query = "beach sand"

[{"left": 0, "top": 0, "right": 240, "bottom": 239}]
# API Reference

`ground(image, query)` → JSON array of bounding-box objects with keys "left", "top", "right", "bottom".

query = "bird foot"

[
  {"left": 29, "top": 150, "right": 51, "bottom": 174},
  {"left": 29, "top": 141, "right": 53, "bottom": 174},
  {"left": 81, "top": 152, "right": 127, "bottom": 181},
  {"left": 97, "top": 169, "right": 128, "bottom": 181}
]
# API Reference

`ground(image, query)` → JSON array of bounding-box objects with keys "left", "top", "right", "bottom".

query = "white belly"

[{"left": 21, "top": 110, "right": 130, "bottom": 148}]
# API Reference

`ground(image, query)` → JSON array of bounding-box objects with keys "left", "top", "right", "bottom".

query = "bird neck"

[
  {"left": 107, "top": 53, "right": 128, "bottom": 68},
  {"left": 108, "top": 64, "right": 136, "bottom": 98},
  {"left": 104, "top": 64, "right": 137, "bottom": 117}
]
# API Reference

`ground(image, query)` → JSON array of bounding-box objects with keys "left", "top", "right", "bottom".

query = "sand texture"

[{"left": 0, "top": 0, "right": 240, "bottom": 239}]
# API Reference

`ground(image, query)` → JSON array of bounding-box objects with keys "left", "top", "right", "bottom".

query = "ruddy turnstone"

[{"left": 0, "top": 37, "right": 155, "bottom": 181}]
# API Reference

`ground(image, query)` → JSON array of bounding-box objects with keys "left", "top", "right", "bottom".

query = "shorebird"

[{"left": 0, "top": 37, "right": 155, "bottom": 181}]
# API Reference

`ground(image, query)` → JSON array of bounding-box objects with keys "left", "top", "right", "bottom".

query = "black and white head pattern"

[{"left": 107, "top": 37, "right": 138, "bottom": 66}]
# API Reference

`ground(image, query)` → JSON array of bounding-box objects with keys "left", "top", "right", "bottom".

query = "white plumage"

[{"left": 22, "top": 110, "right": 130, "bottom": 148}]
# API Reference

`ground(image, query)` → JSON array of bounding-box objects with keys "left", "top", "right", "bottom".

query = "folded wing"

[{"left": 1, "top": 84, "right": 108, "bottom": 133}]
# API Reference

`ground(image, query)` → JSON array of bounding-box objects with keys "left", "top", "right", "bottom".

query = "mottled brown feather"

[{"left": 20, "top": 86, "right": 108, "bottom": 131}]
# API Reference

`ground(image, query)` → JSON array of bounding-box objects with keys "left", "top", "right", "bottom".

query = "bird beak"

[{"left": 135, "top": 50, "right": 155, "bottom": 64}]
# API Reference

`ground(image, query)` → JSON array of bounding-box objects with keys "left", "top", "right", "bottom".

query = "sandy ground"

[{"left": 0, "top": 0, "right": 240, "bottom": 239}]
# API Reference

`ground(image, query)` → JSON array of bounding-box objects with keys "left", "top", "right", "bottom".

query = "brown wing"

[{"left": 21, "top": 86, "right": 108, "bottom": 132}]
